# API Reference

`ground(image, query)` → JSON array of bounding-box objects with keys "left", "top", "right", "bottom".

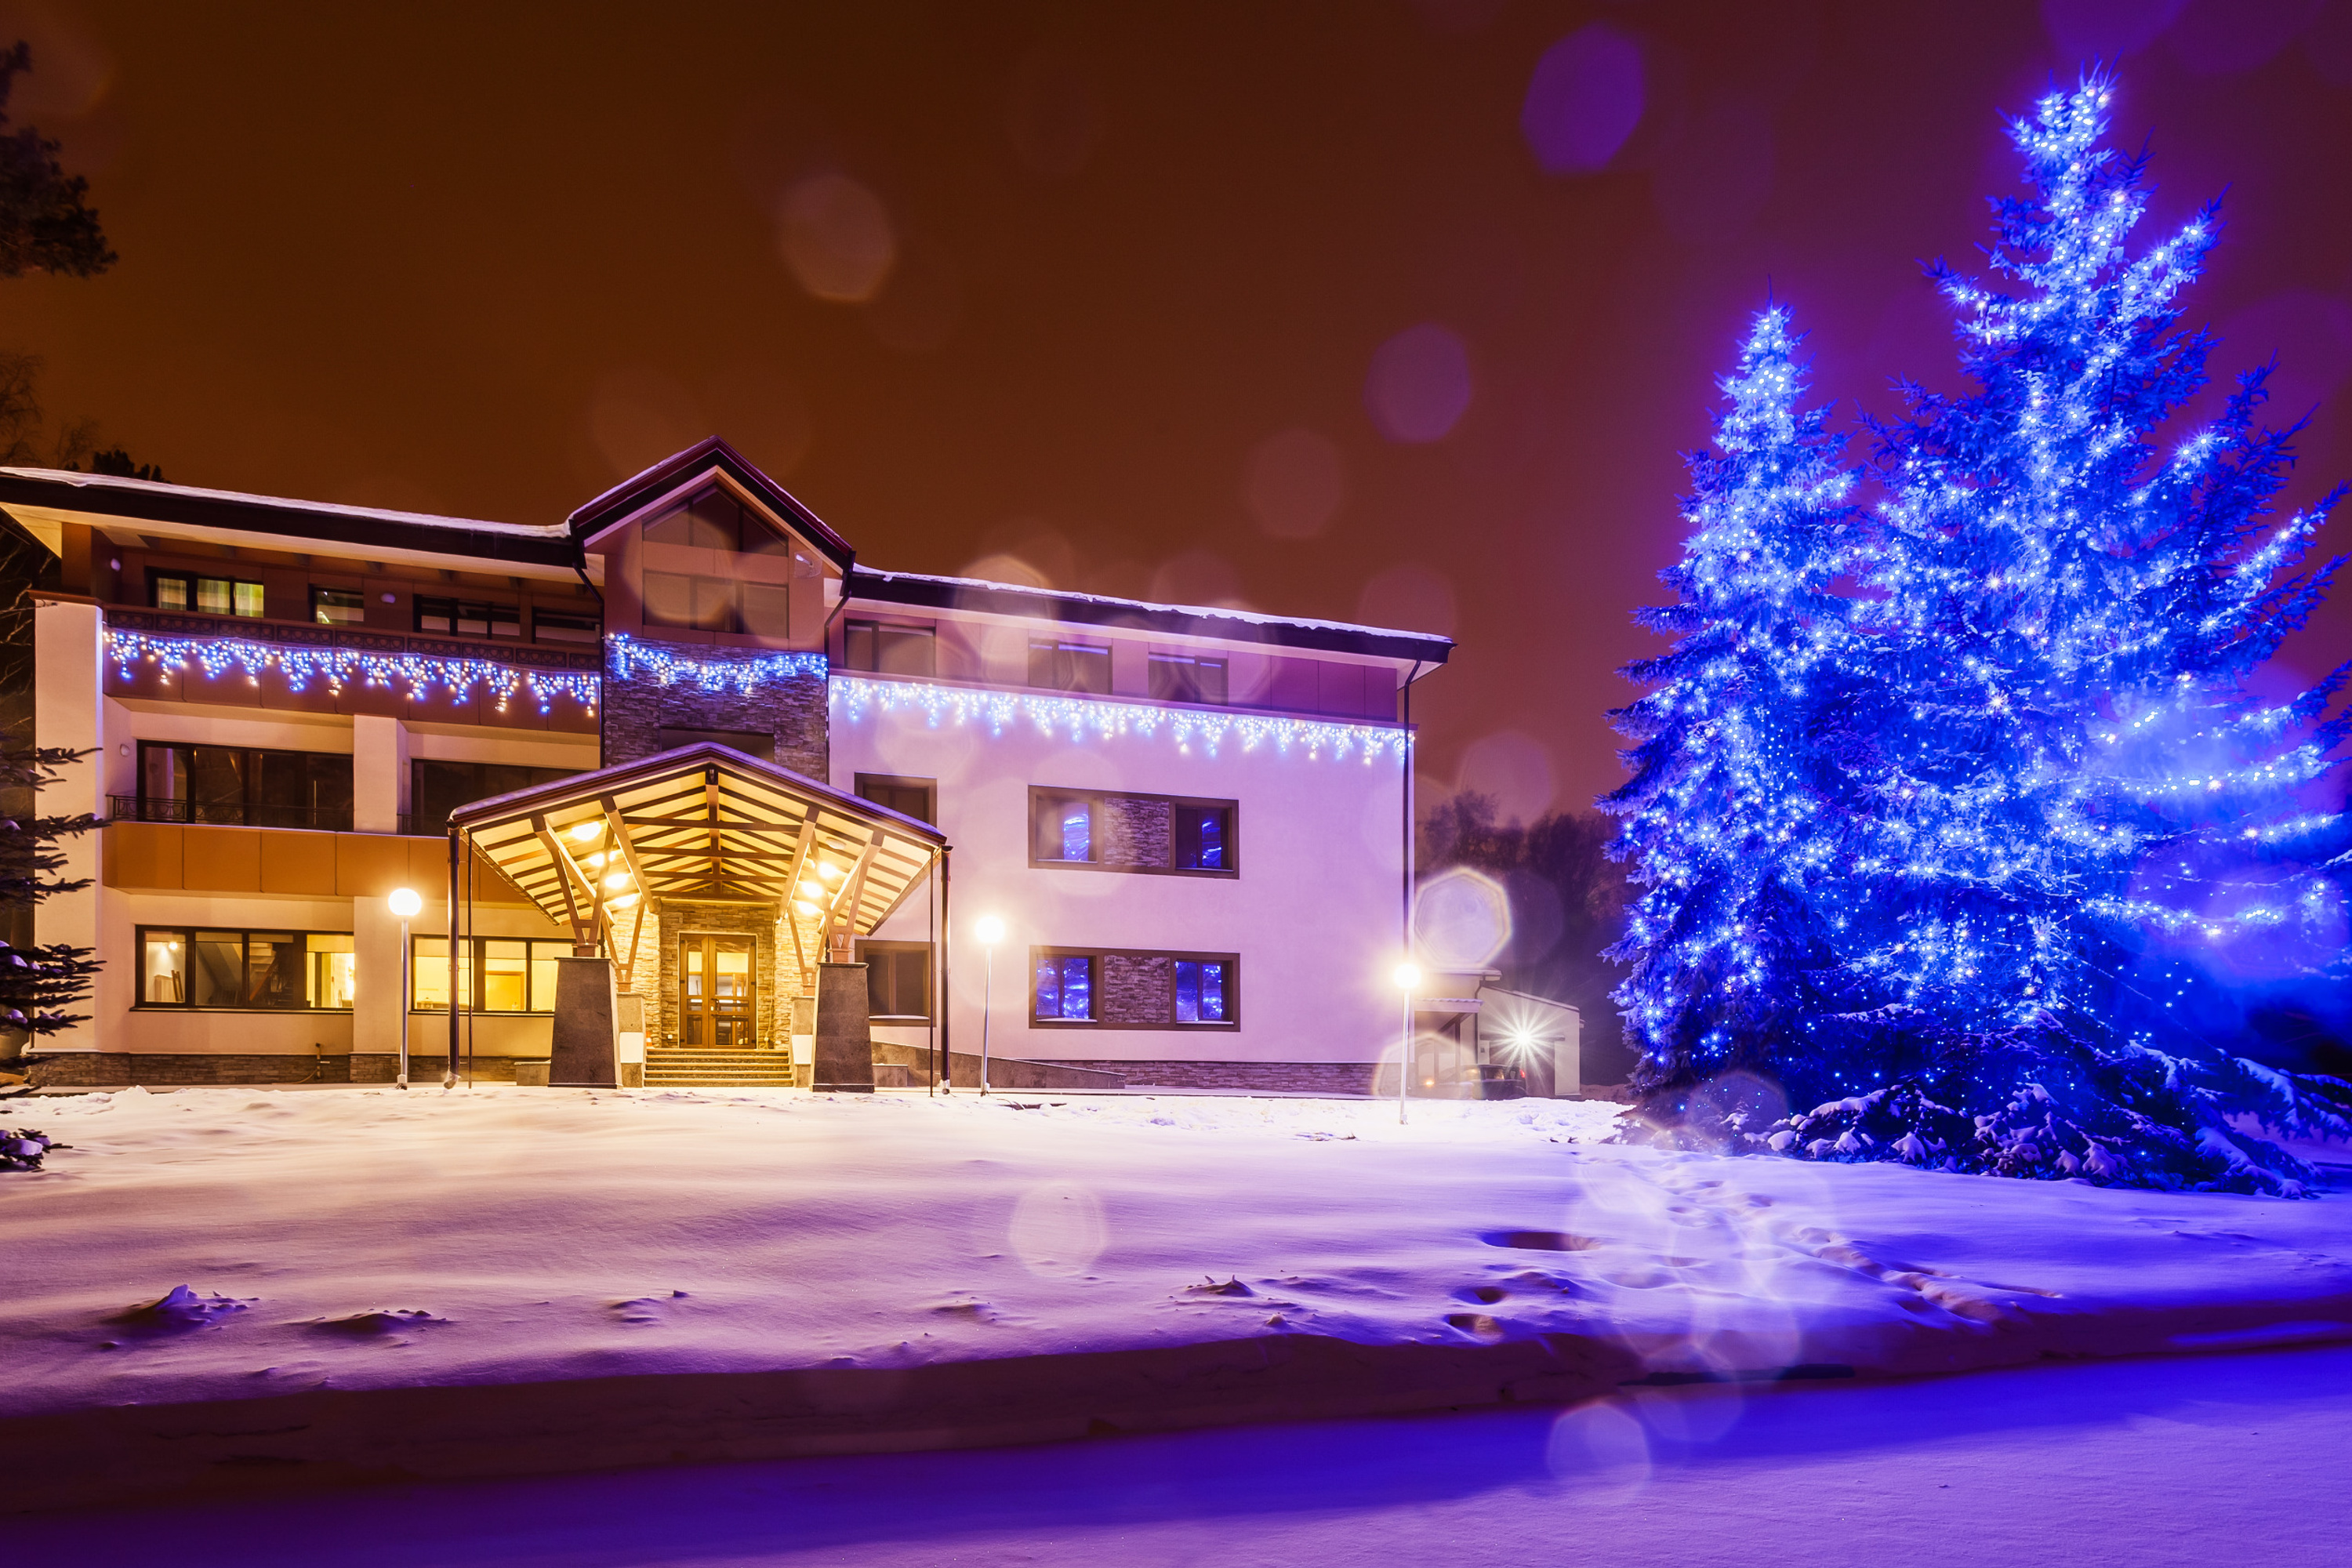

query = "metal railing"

[{"left": 109, "top": 795, "right": 355, "bottom": 833}]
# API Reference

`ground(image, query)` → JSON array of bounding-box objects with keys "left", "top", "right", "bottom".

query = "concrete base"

[
  {"left": 549, "top": 957, "right": 619, "bottom": 1089},
  {"left": 811, "top": 964, "right": 873, "bottom": 1093}
]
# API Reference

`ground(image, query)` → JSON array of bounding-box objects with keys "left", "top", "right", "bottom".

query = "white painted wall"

[
  {"left": 352, "top": 715, "right": 408, "bottom": 833},
  {"left": 33, "top": 597, "right": 104, "bottom": 1054},
  {"left": 836, "top": 684, "right": 1412, "bottom": 1066}
]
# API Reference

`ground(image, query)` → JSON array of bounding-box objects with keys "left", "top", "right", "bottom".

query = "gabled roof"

[
  {"left": 451, "top": 742, "right": 944, "bottom": 965},
  {"left": 0, "top": 467, "right": 578, "bottom": 569},
  {"left": 566, "top": 437, "right": 856, "bottom": 572},
  {"left": 846, "top": 567, "right": 1455, "bottom": 665}
]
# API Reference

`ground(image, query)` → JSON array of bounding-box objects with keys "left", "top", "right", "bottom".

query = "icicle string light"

[
  {"left": 606, "top": 633, "right": 827, "bottom": 691},
  {"left": 830, "top": 675, "right": 1408, "bottom": 763},
  {"left": 106, "top": 629, "right": 598, "bottom": 714}
]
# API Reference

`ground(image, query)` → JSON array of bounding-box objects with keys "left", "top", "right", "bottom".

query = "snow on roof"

[
  {"left": 0, "top": 466, "right": 567, "bottom": 540},
  {"left": 851, "top": 566, "right": 1456, "bottom": 652}
]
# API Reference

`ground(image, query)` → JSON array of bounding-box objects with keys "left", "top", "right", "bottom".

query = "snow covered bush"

[
  {"left": 2, "top": 1126, "right": 55, "bottom": 1171},
  {"left": 1607, "top": 75, "right": 2351, "bottom": 1194}
]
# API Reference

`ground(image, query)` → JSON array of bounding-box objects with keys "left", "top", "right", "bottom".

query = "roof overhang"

[
  {"left": 449, "top": 742, "right": 946, "bottom": 960},
  {"left": 567, "top": 437, "right": 856, "bottom": 574}
]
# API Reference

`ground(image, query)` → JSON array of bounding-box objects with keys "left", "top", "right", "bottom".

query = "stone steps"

[{"left": 643, "top": 1047, "right": 798, "bottom": 1087}]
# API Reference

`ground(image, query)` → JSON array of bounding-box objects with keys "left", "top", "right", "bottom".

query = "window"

[
  {"left": 1033, "top": 952, "right": 1095, "bottom": 1022},
  {"left": 1029, "top": 639, "right": 1112, "bottom": 694},
  {"left": 1029, "top": 947, "right": 1239, "bottom": 1029},
  {"left": 1172, "top": 802, "right": 1232, "bottom": 871},
  {"left": 1174, "top": 959, "right": 1229, "bottom": 1024},
  {"left": 642, "top": 484, "right": 797, "bottom": 557},
  {"left": 741, "top": 581, "right": 792, "bottom": 638},
  {"left": 412, "top": 935, "right": 572, "bottom": 1011},
  {"left": 1027, "top": 787, "right": 1237, "bottom": 875},
  {"left": 843, "top": 620, "right": 937, "bottom": 677},
  {"left": 151, "top": 571, "right": 264, "bottom": 618},
  {"left": 535, "top": 609, "right": 602, "bottom": 644},
  {"left": 136, "top": 927, "right": 354, "bottom": 1010},
  {"left": 1149, "top": 653, "right": 1227, "bottom": 705},
  {"left": 137, "top": 742, "right": 354, "bottom": 830},
  {"left": 1033, "top": 793, "right": 1093, "bottom": 863},
  {"left": 858, "top": 940, "right": 933, "bottom": 1021},
  {"left": 310, "top": 586, "right": 367, "bottom": 626},
  {"left": 414, "top": 596, "right": 521, "bottom": 638},
  {"left": 408, "top": 760, "right": 579, "bottom": 837},
  {"left": 855, "top": 773, "right": 937, "bottom": 826},
  {"left": 643, "top": 571, "right": 742, "bottom": 633}
]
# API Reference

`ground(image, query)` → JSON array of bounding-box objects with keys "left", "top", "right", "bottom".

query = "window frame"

[
  {"left": 854, "top": 773, "right": 938, "bottom": 826},
  {"left": 842, "top": 619, "right": 938, "bottom": 677},
  {"left": 1147, "top": 652, "right": 1229, "bottom": 706},
  {"left": 1025, "top": 946, "right": 1240, "bottom": 1031},
  {"left": 533, "top": 608, "right": 602, "bottom": 645},
  {"left": 1027, "top": 637, "right": 1112, "bottom": 694},
  {"left": 408, "top": 934, "right": 575, "bottom": 1013},
  {"left": 310, "top": 584, "right": 368, "bottom": 626},
  {"left": 132, "top": 925, "right": 357, "bottom": 1011},
  {"left": 413, "top": 595, "right": 522, "bottom": 639},
  {"left": 136, "top": 740, "right": 356, "bottom": 830},
  {"left": 1025, "top": 786, "right": 1239, "bottom": 877},
  {"left": 408, "top": 759, "right": 580, "bottom": 839},
  {"left": 856, "top": 938, "right": 935, "bottom": 1022},
  {"left": 150, "top": 570, "right": 266, "bottom": 619}
]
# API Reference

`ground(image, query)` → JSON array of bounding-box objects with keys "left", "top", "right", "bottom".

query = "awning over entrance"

[{"left": 445, "top": 742, "right": 948, "bottom": 970}]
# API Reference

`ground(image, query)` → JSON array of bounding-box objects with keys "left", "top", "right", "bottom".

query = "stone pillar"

[
  {"left": 32, "top": 597, "right": 103, "bottom": 1055},
  {"left": 351, "top": 714, "right": 408, "bottom": 834},
  {"left": 812, "top": 961, "right": 873, "bottom": 1093},
  {"left": 550, "top": 956, "right": 619, "bottom": 1087},
  {"left": 353, "top": 895, "right": 411, "bottom": 1068}
]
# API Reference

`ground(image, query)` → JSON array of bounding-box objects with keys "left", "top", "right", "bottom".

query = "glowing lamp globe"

[
  {"left": 1391, "top": 962, "right": 1421, "bottom": 992},
  {"left": 975, "top": 916, "right": 1006, "bottom": 947},
  {"left": 387, "top": 887, "right": 423, "bottom": 920}
]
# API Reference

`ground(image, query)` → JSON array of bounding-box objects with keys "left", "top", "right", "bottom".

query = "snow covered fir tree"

[
  {"left": 1607, "top": 77, "right": 2352, "bottom": 1193},
  {"left": 1601, "top": 306, "right": 1858, "bottom": 1099}
]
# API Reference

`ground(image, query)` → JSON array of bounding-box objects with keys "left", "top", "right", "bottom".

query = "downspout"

[
  {"left": 938, "top": 849, "right": 952, "bottom": 1094},
  {"left": 574, "top": 545, "right": 607, "bottom": 767},
  {"left": 1400, "top": 659, "right": 1425, "bottom": 1092}
]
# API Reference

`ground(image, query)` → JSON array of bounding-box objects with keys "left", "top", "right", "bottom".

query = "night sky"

[{"left": 6, "top": 1, "right": 2350, "bottom": 818}]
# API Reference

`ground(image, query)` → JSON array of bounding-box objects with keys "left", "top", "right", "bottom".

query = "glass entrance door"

[{"left": 681, "top": 935, "right": 757, "bottom": 1047}]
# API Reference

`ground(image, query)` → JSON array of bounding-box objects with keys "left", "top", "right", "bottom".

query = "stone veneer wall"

[
  {"left": 1098, "top": 953, "right": 1174, "bottom": 1025},
  {"left": 602, "top": 646, "right": 828, "bottom": 776},
  {"left": 20, "top": 1052, "right": 531, "bottom": 1087},
  {"left": 652, "top": 900, "right": 781, "bottom": 1047},
  {"left": 1096, "top": 796, "right": 1171, "bottom": 869}
]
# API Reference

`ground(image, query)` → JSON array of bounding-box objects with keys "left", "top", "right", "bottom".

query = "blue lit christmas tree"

[
  {"left": 1614, "top": 78, "right": 2352, "bottom": 1191},
  {"left": 1602, "top": 307, "right": 1860, "bottom": 1108}
]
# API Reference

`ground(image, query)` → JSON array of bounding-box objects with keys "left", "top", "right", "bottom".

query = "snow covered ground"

[
  {"left": 16, "top": 1343, "right": 2350, "bottom": 1565},
  {"left": 5, "top": 1083, "right": 2350, "bottom": 1510}
]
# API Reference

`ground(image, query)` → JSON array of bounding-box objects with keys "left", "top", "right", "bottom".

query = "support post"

[{"left": 447, "top": 827, "right": 462, "bottom": 1087}]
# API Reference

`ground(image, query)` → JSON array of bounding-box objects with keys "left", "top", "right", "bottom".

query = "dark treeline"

[{"left": 1417, "top": 792, "right": 1633, "bottom": 1084}]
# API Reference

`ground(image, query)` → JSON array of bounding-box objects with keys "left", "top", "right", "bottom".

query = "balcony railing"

[{"left": 110, "top": 796, "right": 355, "bottom": 833}]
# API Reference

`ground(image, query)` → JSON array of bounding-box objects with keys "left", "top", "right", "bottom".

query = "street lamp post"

[
  {"left": 974, "top": 915, "right": 1005, "bottom": 1096},
  {"left": 389, "top": 887, "right": 423, "bottom": 1091},
  {"left": 1392, "top": 961, "right": 1420, "bottom": 1125}
]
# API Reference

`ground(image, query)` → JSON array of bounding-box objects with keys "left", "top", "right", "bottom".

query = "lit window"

[
  {"left": 1174, "top": 960, "right": 1227, "bottom": 1024},
  {"left": 1033, "top": 795, "right": 1093, "bottom": 862},
  {"left": 133, "top": 927, "right": 356, "bottom": 1011},
  {"left": 1033, "top": 953, "right": 1094, "bottom": 1022}
]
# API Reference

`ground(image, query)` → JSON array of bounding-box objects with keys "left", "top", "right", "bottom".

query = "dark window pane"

[
  {"left": 245, "top": 933, "right": 305, "bottom": 1007},
  {"left": 741, "top": 513, "right": 796, "bottom": 557},
  {"left": 878, "top": 626, "right": 935, "bottom": 677},
  {"left": 686, "top": 488, "right": 742, "bottom": 550},
  {"left": 1149, "top": 655, "right": 1226, "bottom": 704},
  {"left": 741, "top": 582, "right": 792, "bottom": 637},
  {"left": 535, "top": 610, "right": 601, "bottom": 644},
  {"left": 642, "top": 571, "right": 697, "bottom": 627},
  {"left": 415, "top": 595, "right": 456, "bottom": 634},
  {"left": 141, "top": 744, "right": 187, "bottom": 806},
  {"left": 1175, "top": 804, "right": 1230, "bottom": 871},
  {"left": 190, "top": 931, "right": 243, "bottom": 1006},
  {"left": 1029, "top": 641, "right": 1111, "bottom": 693},
  {"left": 312, "top": 586, "right": 365, "bottom": 625},
  {"left": 187, "top": 748, "right": 249, "bottom": 825},
  {"left": 845, "top": 621, "right": 877, "bottom": 671}
]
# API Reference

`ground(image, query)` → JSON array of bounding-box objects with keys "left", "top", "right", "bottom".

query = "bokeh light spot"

[
  {"left": 1520, "top": 24, "right": 1645, "bottom": 176},
  {"left": 1457, "top": 729, "right": 1557, "bottom": 824},
  {"left": 1355, "top": 561, "right": 1457, "bottom": 637},
  {"left": 1365, "top": 324, "right": 1472, "bottom": 444},
  {"left": 2040, "top": 0, "right": 2189, "bottom": 62},
  {"left": 777, "top": 172, "right": 897, "bottom": 303},
  {"left": 1415, "top": 866, "right": 1512, "bottom": 971},
  {"left": 1242, "top": 427, "right": 1347, "bottom": 540},
  {"left": 1008, "top": 1180, "right": 1107, "bottom": 1277}
]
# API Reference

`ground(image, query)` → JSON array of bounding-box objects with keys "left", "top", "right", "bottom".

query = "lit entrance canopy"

[{"left": 446, "top": 742, "right": 948, "bottom": 971}]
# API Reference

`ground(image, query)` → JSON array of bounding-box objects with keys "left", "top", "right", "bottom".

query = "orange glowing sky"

[{"left": 6, "top": 1, "right": 2350, "bottom": 817}]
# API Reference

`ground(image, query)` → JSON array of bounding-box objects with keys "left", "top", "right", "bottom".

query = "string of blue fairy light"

[
  {"left": 105, "top": 628, "right": 601, "bottom": 714},
  {"left": 831, "top": 674, "right": 1410, "bottom": 763}
]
